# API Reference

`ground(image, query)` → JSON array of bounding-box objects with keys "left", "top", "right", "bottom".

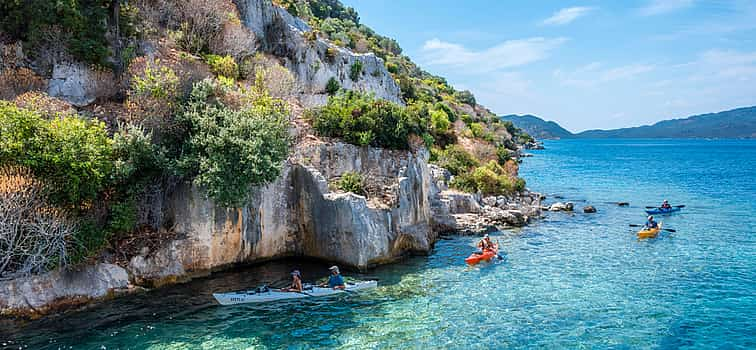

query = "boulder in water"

[{"left": 583, "top": 205, "right": 597, "bottom": 213}]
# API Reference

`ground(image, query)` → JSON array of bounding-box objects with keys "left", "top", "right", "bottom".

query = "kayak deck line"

[{"left": 213, "top": 280, "right": 378, "bottom": 305}]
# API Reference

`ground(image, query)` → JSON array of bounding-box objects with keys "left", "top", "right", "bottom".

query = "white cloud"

[
  {"left": 639, "top": 0, "right": 694, "bottom": 16},
  {"left": 692, "top": 49, "right": 756, "bottom": 80},
  {"left": 541, "top": 7, "right": 594, "bottom": 26},
  {"left": 420, "top": 37, "right": 567, "bottom": 73},
  {"left": 554, "top": 62, "right": 655, "bottom": 87}
]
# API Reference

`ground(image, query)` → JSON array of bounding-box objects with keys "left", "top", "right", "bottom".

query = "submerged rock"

[{"left": 583, "top": 205, "right": 597, "bottom": 213}]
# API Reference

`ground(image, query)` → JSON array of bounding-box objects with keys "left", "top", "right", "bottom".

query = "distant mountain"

[
  {"left": 500, "top": 114, "right": 574, "bottom": 140},
  {"left": 576, "top": 106, "right": 756, "bottom": 139}
]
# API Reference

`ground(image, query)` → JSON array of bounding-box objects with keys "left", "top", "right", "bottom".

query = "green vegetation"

[
  {"left": 309, "top": 91, "right": 427, "bottom": 149},
  {"left": 451, "top": 161, "right": 526, "bottom": 196},
  {"left": 432, "top": 145, "right": 479, "bottom": 176},
  {"left": 178, "top": 79, "right": 290, "bottom": 207},
  {"left": 335, "top": 171, "right": 365, "bottom": 196},
  {"left": 326, "top": 77, "right": 341, "bottom": 95},
  {"left": 349, "top": 60, "right": 363, "bottom": 81},
  {"left": 205, "top": 54, "right": 240, "bottom": 79},
  {"left": 0, "top": 0, "right": 113, "bottom": 65},
  {"left": 0, "top": 102, "right": 113, "bottom": 207}
]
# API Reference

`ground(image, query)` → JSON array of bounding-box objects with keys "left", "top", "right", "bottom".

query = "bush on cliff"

[
  {"left": 308, "top": 91, "right": 428, "bottom": 150},
  {"left": 335, "top": 171, "right": 366, "bottom": 196},
  {"left": 451, "top": 160, "right": 526, "bottom": 196},
  {"left": 0, "top": 0, "right": 112, "bottom": 66},
  {"left": 432, "top": 145, "right": 479, "bottom": 176},
  {"left": 177, "top": 78, "right": 291, "bottom": 207},
  {"left": 0, "top": 102, "right": 114, "bottom": 207}
]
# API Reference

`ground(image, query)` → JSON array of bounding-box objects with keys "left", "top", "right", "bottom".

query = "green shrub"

[
  {"left": 0, "top": 102, "right": 114, "bottom": 207},
  {"left": 430, "top": 109, "right": 450, "bottom": 134},
  {"left": 308, "top": 91, "right": 427, "bottom": 150},
  {"left": 433, "top": 144, "right": 479, "bottom": 176},
  {"left": 451, "top": 160, "right": 525, "bottom": 195},
  {"left": 349, "top": 60, "right": 363, "bottom": 81},
  {"left": 461, "top": 114, "right": 473, "bottom": 124},
  {"left": 336, "top": 171, "right": 365, "bottom": 195},
  {"left": 130, "top": 59, "right": 181, "bottom": 101},
  {"left": 112, "top": 124, "right": 169, "bottom": 186},
  {"left": 106, "top": 198, "right": 137, "bottom": 235},
  {"left": 205, "top": 54, "right": 239, "bottom": 79},
  {"left": 434, "top": 102, "right": 457, "bottom": 122},
  {"left": 179, "top": 79, "right": 291, "bottom": 206},
  {"left": 469, "top": 123, "right": 485, "bottom": 138},
  {"left": 386, "top": 62, "right": 399, "bottom": 74},
  {"left": 326, "top": 77, "right": 341, "bottom": 95},
  {"left": 0, "top": 0, "right": 111, "bottom": 66},
  {"left": 496, "top": 146, "right": 512, "bottom": 164},
  {"left": 454, "top": 90, "right": 476, "bottom": 106}
]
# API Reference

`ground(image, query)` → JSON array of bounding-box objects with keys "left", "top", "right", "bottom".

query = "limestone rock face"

[
  {"left": 0, "top": 264, "right": 128, "bottom": 316},
  {"left": 128, "top": 141, "right": 433, "bottom": 285},
  {"left": 235, "top": 0, "right": 403, "bottom": 105},
  {"left": 47, "top": 62, "right": 112, "bottom": 106}
]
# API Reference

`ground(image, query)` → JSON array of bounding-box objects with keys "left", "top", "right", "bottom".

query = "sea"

[{"left": 2, "top": 139, "right": 755, "bottom": 349}]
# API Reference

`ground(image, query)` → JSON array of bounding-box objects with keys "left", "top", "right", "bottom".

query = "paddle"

[
  {"left": 628, "top": 224, "right": 676, "bottom": 232},
  {"left": 496, "top": 239, "right": 504, "bottom": 260},
  {"left": 645, "top": 205, "right": 685, "bottom": 209}
]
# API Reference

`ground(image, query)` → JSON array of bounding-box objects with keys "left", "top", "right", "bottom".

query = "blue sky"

[{"left": 341, "top": 0, "right": 756, "bottom": 132}]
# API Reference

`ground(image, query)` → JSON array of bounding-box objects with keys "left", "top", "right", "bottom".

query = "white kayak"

[{"left": 213, "top": 280, "right": 378, "bottom": 305}]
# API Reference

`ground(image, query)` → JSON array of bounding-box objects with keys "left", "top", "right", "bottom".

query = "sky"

[{"left": 341, "top": 0, "right": 756, "bottom": 132}]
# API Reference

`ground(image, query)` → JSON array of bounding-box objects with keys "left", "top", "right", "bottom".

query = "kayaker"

[
  {"left": 644, "top": 215, "right": 659, "bottom": 229},
  {"left": 477, "top": 234, "right": 494, "bottom": 252},
  {"left": 320, "top": 266, "right": 346, "bottom": 290},
  {"left": 660, "top": 200, "right": 672, "bottom": 209},
  {"left": 281, "top": 270, "right": 303, "bottom": 292}
]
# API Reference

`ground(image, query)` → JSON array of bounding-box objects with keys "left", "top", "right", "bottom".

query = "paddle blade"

[
  {"left": 663, "top": 228, "right": 677, "bottom": 232},
  {"left": 629, "top": 224, "right": 643, "bottom": 227},
  {"left": 675, "top": 205, "right": 686, "bottom": 208},
  {"left": 645, "top": 206, "right": 658, "bottom": 209}
]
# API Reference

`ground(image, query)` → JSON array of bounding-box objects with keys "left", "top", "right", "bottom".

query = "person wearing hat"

[
  {"left": 320, "top": 266, "right": 346, "bottom": 290},
  {"left": 645, "top": 215, "right": 659, "bottom": 229},
  {"left": 281, "top": 270, "right": 303, "bottom": 292},
  {"left": 476, "top": 234, "right": 494, "bottom": 253},
  {"left": 660, "top": 200, "right": 672, "bottom": 210}
]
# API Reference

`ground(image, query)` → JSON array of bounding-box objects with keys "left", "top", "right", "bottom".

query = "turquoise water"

[{"left": 2, "top": 139, "right": 755, "bottom": 349}]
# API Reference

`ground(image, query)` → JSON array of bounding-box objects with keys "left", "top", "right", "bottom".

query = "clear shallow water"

[{"left": 2, "top": 139, "right": 755, "bottom": 349}]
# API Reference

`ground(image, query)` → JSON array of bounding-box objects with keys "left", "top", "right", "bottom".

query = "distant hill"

[
  {"left": 500, "top": 114, "right": 574, "bottom": 140},
  {"left": 576, "top": 106, "right": 756, "bottom": 139}
]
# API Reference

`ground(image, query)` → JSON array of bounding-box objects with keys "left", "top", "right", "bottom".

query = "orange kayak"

[{"left": 465, "top": 244, "right": 499, "bottom": 265}]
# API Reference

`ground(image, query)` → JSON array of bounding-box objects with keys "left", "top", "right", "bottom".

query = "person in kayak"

[
  {"left": 281, "top": 270, "right": 303, "bottom": 292},
  {"left": 320, "top": 266, "right": 346, "bottom": 290},
  {"left": 476, "top": 234, "right": 495, "bottom": 252},
  {"left": 644, "top": 215, "right": 659, "bottom": 229},
  {"left": 660, "top": 200, "right": 672, "bottom": 210}
]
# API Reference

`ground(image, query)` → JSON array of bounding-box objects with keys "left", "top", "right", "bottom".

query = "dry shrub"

[
  {"left": 89, "top": 66, "right": 121, "bottom": 102},
  {"left": 503, "top": 159, "right": 519, "bottom": 178},
  {"left": 0, "top": 67, "right": 46, "bottom": 100},
  {"left": 13, "top": 91, "right": 76, "bottom": 118},
  {"left": 254, "top": 64, "right": 298, "bottom": 99},
  {"left": 172, "top": 0, "right": 236, "bottom": 54},
  {"left": 210, "top": 21, "right": 256, "bottom": 59},
  {"left": 125, "top": 57, "right": 182, "bottom": 136},
  {"left": 0, "top": 165, "right": 75, "bottom": 280},
  {"left": 461, "top": 137, "right": 497, "bottom": 163}
]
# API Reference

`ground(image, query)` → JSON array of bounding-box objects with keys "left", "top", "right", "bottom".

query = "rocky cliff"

[{"left": 235, "top": 0, "right": 403, "bottom": 106}]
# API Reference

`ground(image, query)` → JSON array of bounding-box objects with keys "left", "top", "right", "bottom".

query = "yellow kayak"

[{"left": 637, "top": 223, "right": 662, "bottom": 239}]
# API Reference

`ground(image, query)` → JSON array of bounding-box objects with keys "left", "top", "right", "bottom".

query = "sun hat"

[
  {"left": 291, "top": 270, "right": 301, "bottom": 277},
  {"left": 329, "top": 266, "right": 340, "bottom": 273}
]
